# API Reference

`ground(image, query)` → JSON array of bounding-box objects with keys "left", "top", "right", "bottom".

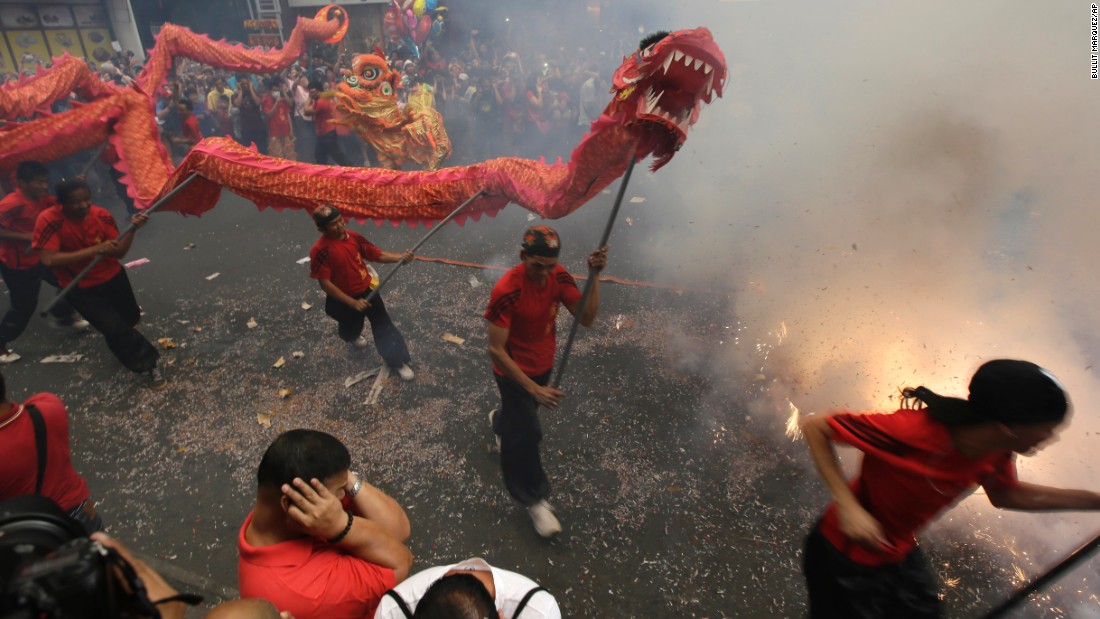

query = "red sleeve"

[
  {"left": 826, "top": 410, "right": 918, "bottom": 458},
  {"left": 0, "top": 193, "right": 22, "bottom": 229},
  {"left": 95, "top": 208, "right": 119, "bottom": 241},
  {"left": 32, "top": 210, "right": 62, "bottom": 251},
  {"left": 978, "top": 452, "right": 1019, "bottom": 492},
  {"left": 309, "top": 243, "right": 332, "bottom": 280},
  {"left": 554, "top": 267, "right": 582, "bottom": 307},
  {"left": 354, "top": 234, "right": 382, "bottom": 262},
  {"left": 484, "top": 280, "right": 518, "bottom": 330}
]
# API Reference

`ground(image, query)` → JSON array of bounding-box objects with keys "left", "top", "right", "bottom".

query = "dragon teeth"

[
  {"left": 683, "top": 53, "right": 694, "bottom": 67},
  {"left": 693, "top": 58, "right": 704, "bottom": 71},
  {"left": 662, "top": 53, "right": 674, "bottom": 74},
  {"left": 703, "top": 63, "right": 713, "bottom": 75},
  {"left": 673, "top": 50, "right": 684, "bottom": 62}
]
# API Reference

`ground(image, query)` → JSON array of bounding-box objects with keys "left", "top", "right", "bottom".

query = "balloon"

[
  {"left": 424, "top": 0, "right": 438, "bottom": 12},
  {"left": 412, "top": 0, "right": 426, "bottom": 18},
  {"left": 414, "top": 14, "right": 432, "bottom": 44},
  {"left": 403, "top": 36, "right": 420, "bottom": 59},
  {"left": 405, "top": 9, "right": 416, "bottom": 30},
  {"left": 383, "top": 8, "right": 402, "bottom": 40},
  {"left": 430, "top": 15, "right": 444, "bottom": 38}
]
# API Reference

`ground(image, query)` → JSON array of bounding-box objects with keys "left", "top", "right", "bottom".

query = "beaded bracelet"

[{"left": 327, "top": 509, "right": 354, "bottom": 544}]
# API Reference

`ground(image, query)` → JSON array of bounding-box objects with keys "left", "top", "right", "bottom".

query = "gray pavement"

[{"left": 3, "top": 185, "right": 1092, "bottom": 618}]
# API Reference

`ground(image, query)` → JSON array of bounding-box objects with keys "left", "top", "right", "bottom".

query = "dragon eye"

[
  {"left": 363, "top": 68, "right": 380, "bottom": 80},
  {"left": 345, "top": 75, "right": 359, "bottom": 87},
  {"left": 380, "top": 82, "right": 393, "bottom": 96}
]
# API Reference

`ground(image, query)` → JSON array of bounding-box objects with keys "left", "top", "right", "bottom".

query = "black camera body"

[{"left": 0, "top": 496, "right": 155, "bottom": 619}]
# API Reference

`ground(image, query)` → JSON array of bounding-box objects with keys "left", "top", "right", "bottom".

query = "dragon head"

[
  {"left": 333, "top": 53, "right": 404, "bottom": 128},
  {"left": 611, "top": 27, "right": 727, "bottom": 169}
]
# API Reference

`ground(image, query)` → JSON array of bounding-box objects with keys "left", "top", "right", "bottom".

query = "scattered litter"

[
  {"left": 272, "top": 356, "right": 286, "bottom": 368},
  {"left": 257, "top": 412, "right": 273, "bottom": 428},
  {"left": 278, "top": 388, "right": 293, "bottom": 399},
  {"left": 625, "top": 217, "right": 633, "bottom": 225},
  {"left": 602, "top": 189, "right": 611, "bottom": 194},
  {"left": 291, "top": 351, "right": 304, "bottom": 359},
  {"left": 192, "top": 326, "right": 202, "bottom": 332},
  {"left": 442, "top": 332, "right": 465, "bottom": 345},
  {"left": 157, "top": 337, "right": 177, "bottom": 349},
  {"left": 467, "top": 274, "right": 481, "bottom": 288},
  {"left": 124, "top": 258, "right": 149, "bottom": 268},
  {"left": 176, "top": 320, "right": 190, "bottom": 324},
  {"left": 40, "top": 354, "right": 83, "bottom": 364},
  {"left": 629, "top": 196, "right": 646, "bottom": 204},
  {"left": 183, "top": 243, "right": 196, "bottom": 250},
  {"left": 246, "top": 317, "right": 258, "bottom": 329},
  {"left": 301, "top": 301, "right": 313, "bottom": 310},
  {"left": 296, "top": 257, "right": 311, "bottom": 265},
  {"left": 344, "top": 367, "right": 382, "bottom": 388},
  {"left": 526, "top": 213, "right": 537, "bottom": 221},
  {"left": 205, "top": 272, "right": 220, "bottom": 281},
  {"left": 365, "top": 365, "right": 390, "bottom": 404}
]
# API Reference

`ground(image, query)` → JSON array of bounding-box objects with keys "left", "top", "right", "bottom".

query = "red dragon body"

[{"left": 0, "top": 19, "right": 726, "bottom": 225}]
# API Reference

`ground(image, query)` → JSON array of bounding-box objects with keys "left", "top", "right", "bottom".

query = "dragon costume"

[{"left": 0, "top": 19, "right": 726, "bottom": 225}]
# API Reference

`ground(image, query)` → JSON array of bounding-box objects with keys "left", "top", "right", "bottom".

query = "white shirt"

[{"left": 374, "top": 558, "right": 561, "bottom": 619}]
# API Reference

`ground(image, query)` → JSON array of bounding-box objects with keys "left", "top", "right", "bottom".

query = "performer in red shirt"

[
  {"left": 484, "top": 226, "right": 608, "bottom": 537},
  {"left": 0, "top": 161, "right": 89, "bottom": 363},
  {"left": 309, "top": 205, "right": 415, "bottom": 381},
  {"left": 0, "top": 371, "right": 101, "bottom": 533},
  {"left": 305, "top": 80, "right": 350, "bottom": 166},
  {"left": 801, "top": 359, "right": 1100, "bottom": 617},
  {"left": 33, "top": 179, "right": 164, "bottom": 389},
  {"left": 172, "top": 99, "right": 203, "bottom": 151}
]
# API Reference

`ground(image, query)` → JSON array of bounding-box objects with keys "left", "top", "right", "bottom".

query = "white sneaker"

[
  {"left": 0, "top": 347, "right": 21, "bottom": 364},
  {"left": 352, "top": 335, "right": 369, "bottom": 349},
  {"left": 52, "top": 316, "right": 90, "bottom": 330},
  {"left": 396, "top": 364, "right": 415, "bottom": 381},
  {"left": 527, "top": 501, "right": 562, "bottom": 538},
  {"left": 489, "top": 409, "right": 501, "bottom": 449}
]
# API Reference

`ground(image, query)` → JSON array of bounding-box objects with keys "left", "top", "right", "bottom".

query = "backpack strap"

[
  {"left": 512, "top": 586, "right": 548, "bottom": 617},
  {"left": 26, "top": 405, "right": 47, "bottom": 495},
  {"left": 383, "top": 589, "right": 414, "bottom": 619}
]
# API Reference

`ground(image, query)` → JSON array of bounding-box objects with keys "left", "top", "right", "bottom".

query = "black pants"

[
  {"left": 65, "top": 271, "right": 159, "bottom": 374},
  {"left": 0, "top": 263, "right": 77, "bottom": 347},
  {"left": 493, "top": 370, "right": 551, "bottom": 507},
  {"left": 240, "top": 127, "right": 269, "bottom": 155},
  {"left": 803, "top": 524, "right": 941, "bottom": 619},
  {"left": 292, "top": 117, "right": 315, "bottom": 162},
  {"left": 324, "top": 291, "right": 410, "bottom": 368},
  {"left": 315, "top": 132, "right": 350, "bottom": 166}
]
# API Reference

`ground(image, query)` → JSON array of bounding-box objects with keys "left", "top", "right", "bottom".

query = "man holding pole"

[
  {"left": 309, "top": 205, "right": 415, "bottom": 381},
  {"left": 484, "top": 226, "right": 608, "bottom": 537},
  {"left": 0, "top": 161, "right": 90, "bottom": 364},
  {"left": 32, "top": 179, "right": 164, "bottom": 389}
]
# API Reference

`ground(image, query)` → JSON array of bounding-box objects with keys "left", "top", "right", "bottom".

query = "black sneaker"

[{"left": 146, "top": 367, "right": 168, "bottom": 390}]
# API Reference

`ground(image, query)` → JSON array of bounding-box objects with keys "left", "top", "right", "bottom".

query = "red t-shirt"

[
  {"left": 181, "top": 114, "right": 203, "bottom": 144},
  {"left": 0, "top": 393, "right": 91, "bottom": 511},
  {"left": 484, "top": 263, "right": 582, "bottom": 376},
  {"left": 309, "top": 231, "right": 382, "bottom": 297},
  {"left": 32, "top": 205, "right": 122, "bottom": 288},
  {"left": 313, "top": 97, "right": 337, "bottom": 135},
  {"left": 0, "top": 188, "right": 58, "bottom": 270},
  {"left": 819, "top": 408, "right": 1018, "bottom": 566},
  {"left": 238, "top": 511, "right": 396, "bottom": 619},
  {"left": 263, "top": 95, "right": 292, "bottom": 138}
]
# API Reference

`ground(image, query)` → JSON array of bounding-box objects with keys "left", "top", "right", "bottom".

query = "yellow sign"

[
  {"left": 46, "top": 29, "right": 83, "bottom": 59},
  {"left": 79, "top": 27, "right": 112, "bottom": 66},
  {"left": 6, "top": 30, "right": 50, "bottom": 70}
]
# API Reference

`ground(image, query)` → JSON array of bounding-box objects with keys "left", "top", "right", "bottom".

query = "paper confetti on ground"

[
  {"left": 40, "top": 354, "right": 83, "bottom": 363},
  {"left": 344, "top": 367, "right": 382, "bottom": 388},
  {"left": 246, "top": 317, "right": 258, "bottom": 329},
  {"left": 442, "top": 333, "right": 466, "bottom": 345},
  {"left": 301, "top": 302, "right": 313, "bottom": 310},
  {"left": 629, "top": 196, "right": 646, "bottom": 204},
  {"left": 272, "top": 356, "right": 286, "bottom": 368},
  {"left": 157, "top": 338, "right": 177, "bottom": 349},
  {"left": 124, "top": 258, "right": 149, "bottom": 268},
  {"left": 296, "top": 257, "right": 311, "bottom": 264},
  {"left": 205, "top": 272, "right": 220, "bottom": 281}
]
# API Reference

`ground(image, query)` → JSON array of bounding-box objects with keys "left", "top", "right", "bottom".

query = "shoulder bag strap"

[
  {"left": 26, "top": 404, "right": 47, "bottom": 494},
  {"left": 383, "top": 589, "right": 414, "bottom": 619},
  {"left": 512, "top": 586, "right": 548, "bottom": 617}
]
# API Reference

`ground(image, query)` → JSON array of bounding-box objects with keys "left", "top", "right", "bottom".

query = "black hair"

[
  {"left": 412, "top": 574, "right": 496, "bottom": 619},
  {"left": 178, "top": 98, "right": 193, "bottom": 111},
  {"left": 0, "top": 371, "right": 6, "bottom": 402},
  {"left": 256, "top": 429, "right": 350, "bottom": 489},
  {"left": 308, "top": 79, "right": 324, "bottom": 91},
  {"left": 15, "top": 161, "right": 49, "bottom": 183},
  {"left": 901, "top": 386, "right": 980, "bottom": 427},
  {"left": 54, "top": 178, "right": 91, "bottom": 206},
  {"left": 639, "top": 31, "right": 671, "bottom": 51}
]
